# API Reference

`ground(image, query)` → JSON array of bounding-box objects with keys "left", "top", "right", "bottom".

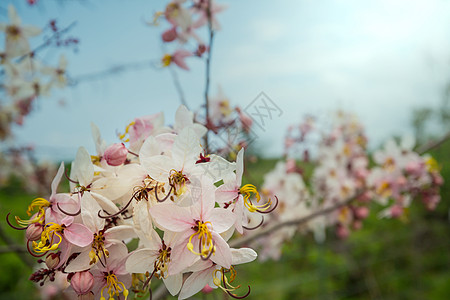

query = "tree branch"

[
  {"left": 67, "top": 59, "right": 157, "bottom": 86},
  {"left": 229, "top": 196, "right": 355, "bottom": 248},
  {"left": 416, "top": 130, "right": 450, "bottom": 154},
  {"left": 0, "top": 222, "right": 34, "bottom": 268},
  {"left": 203, "top": 0, "right": 214, "bottom": 153},
  {"left": 168, "top": 65, "right": 189, "bottom": 110},
  {"left": 0, "top": 244, "right": 27, "bottom": 254}
]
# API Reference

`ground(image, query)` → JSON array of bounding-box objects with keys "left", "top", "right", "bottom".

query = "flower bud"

[
  {"left": 103, "top": 143, "right": 128, "bottom": 166},
  {"left": 162, "top": 26, "right": 177, "bottom": 42},
  {"left": 202, "top": 284, "right": 214, "bottom": 294},
  {"left": 45, "top": 252, "right": 60, "bottom": 269},
  {"left": 336, "top": 225, "right": 349, "bottom": 239},
  {"left": 26, "top": 223, "right": 43, "bottom": 241},
  {"left": 352, "top": 220, "right": 363, "bottom": 230},
  {"left": 354, "top": 207, "right": 369, "bottom": 219},
  {"left": 71, "top": 271, "right": 94, "bottom": 295},
  {"left": 390, "top": 205, "right": 403, "bottom": 218}
]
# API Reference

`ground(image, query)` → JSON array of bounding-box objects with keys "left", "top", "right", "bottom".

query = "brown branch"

[
  {"left": 0, "top": 244, "right": 28, "bottom": 254},
  {"left": 0, "top": 222, "right": 34, "bottom": 268},
  {"left": 229, "top": 196, "right": 355, "bottom": 248},
  {"left": 17, "top": 21, "right": 78, "bottom": 63},
  {"left": 67, "top": 59, "right": 157, "bottom": 86},
  {"left": 203, "top": 0, "right": 214, "bottom": 153},
  {"left": 416, "top": 130, "right": 450, "bottom": 154},
  {"left": 168, "top": 64, "right": 189, "bottom": 110}
]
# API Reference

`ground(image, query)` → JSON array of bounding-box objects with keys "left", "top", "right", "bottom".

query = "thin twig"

[
  {"left": 0, "top": 222, "right": 34, "bottom": 268},
  {"left": 0, "top": 244, "right": 28, "bottom": 254},
  {"left": 229, "top": 197, "right": 355, "bottom": 248},
  {"left": 18, "top": 21, "right": 78, "bottom": 63},
  {"left": 203, "top": 0, "right": 214, "bottom": 153},
  {"left": 68, "top": 59, "right": 157, "bottom": 86},
  {"left": 416, "top": 130, "right": 450, "bottom": 154},
  {"left": 168, "top": 65, "right": 189, "bottom": 109}
]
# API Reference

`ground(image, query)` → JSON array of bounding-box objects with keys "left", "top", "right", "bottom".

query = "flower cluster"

[
  {"left": 251, "top": 111, "right": 442, "bottom": 260},
  {"left": 0, "top": 5, "right": 76, "bottom": 139},
  {"left": 8, "top": 105, "right": 277, "bottom": 299},
  {"left": 0, "top": 146, "right": 58, "bottom": 195},
  {"left": 0, "top": 5, "right": 77, "bottom": 193},
  {"left": 154, "top": 0, "right": 226, "bottom": 70},
  {"left": 369, "top": 136, "right": 443, "bottom": 218},
  {"left": 204, "top": 87, "right": 254, "bottom": 159}
]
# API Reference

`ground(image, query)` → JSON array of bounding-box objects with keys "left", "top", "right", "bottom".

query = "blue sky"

[{"left": 3, "top": 0, "right": 450, "bottom": 160}]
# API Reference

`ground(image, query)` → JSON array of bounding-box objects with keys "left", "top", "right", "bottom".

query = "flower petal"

[{"left": 64, "top": 223, "right": 93, "bottom": 247}]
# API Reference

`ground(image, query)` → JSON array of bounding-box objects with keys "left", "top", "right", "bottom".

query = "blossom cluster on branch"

[
  {"left": 154, "top": 0, "right": 226, "bottom": 71},
  {"left": 0, "top": 5, "right": 77, "bottom": 194},
  {"left": 251, "top": 111, "right": 443, "bottom": 260},
  {"left": 8, "top": 105, "right": 277, "bottom": 299}
]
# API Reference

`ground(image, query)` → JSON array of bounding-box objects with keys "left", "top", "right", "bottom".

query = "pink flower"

[
  {"left": 162, "top": 50, "right": 193, "bottom": 71},
  {"left": 150, "top": 177, "right": 235, "bottom": 274}
]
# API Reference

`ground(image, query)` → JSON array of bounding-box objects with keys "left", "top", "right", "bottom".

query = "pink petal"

[
  {"left": 150, "top": 204, "right": 193, "bottom": 232},
  {"left": 64, "top": 223, "right": 93, "bottom": 247},
  {"left": 210, "top": 232, "right": 231, "bottom": 269},
  {"left": 209, "top": 208, "right": 235, "bottom": 233},
  {"left": 178, "top": 267, "right": 215, "bottom": 299},
  {"left": 215, "top": 182, "right": 239, "bottom": 204},
  {"left": 126, "top": 249, "right": 158, "bottom": 274},
  {"left": 168, "top": 231, "right": 198, "bottom": 275}
]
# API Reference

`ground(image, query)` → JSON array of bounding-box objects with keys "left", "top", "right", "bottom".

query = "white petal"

[
  {"left": 162, "top": 273, "right": 182, "bottom": 296},
  {"left": 178, "top": 267, "right": 214, "bottom": 300},
  {"left": 171, "top": 127, "right": 202, "bottom": 168},
  {"left": 74, "top": 147, "right": 94, "bottom": 187},
  {"left": 125, "top": 248, "right": 158, "bottom": 274},
  {"left": 64, "top": 249, "right": 91, "bottom": 273},
  {"left": 230, "top": 248, "right": 257, "bottom": 265}
]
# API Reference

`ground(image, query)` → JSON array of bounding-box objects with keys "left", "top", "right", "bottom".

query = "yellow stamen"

[
  {"left": 152, "top": 11, "right": 164, "bottom": 26},
  {"left": 239, "top": 184, "right": 273, "bottom": 213},
  {"left": 187, "top": 221, "right": 215, "bottom": 258},
  {"left": 118, "top": 121, "right": 135, "bottom": 143},
  {"left": 213, "top": 266, "right": 240, "bottom": 293},
  {"left": 154, "top": 247, "right": 171, "bottom": 279},
  {"left": 169, "top": 169, "right": 188, "bottom": 196},
  {"left": 32, "top": 222, "right": 64, "bottom": 253},
  {"left": 425, "top": 156, "right": 439, "bottom": 172},
  {"left": 100, "top": 272, "right": 129, "bottom": 300},
  {"left": 89, "top": 231, "right": 109, "bottom": 265},
  {"left": 376, "top": 181, "right": 392, "bottom": 198},
  {"left": 162, "top": 54, "right": 172, "bottom": 68},
  {"left": 15, "top": 198, "right": 50, "bottom": 227},
  {"left": 383, "top": 157, "right": 395, "bottom": 171}
]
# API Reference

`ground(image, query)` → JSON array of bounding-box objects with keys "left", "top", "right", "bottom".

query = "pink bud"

[
  {"left": 26, "top": 223, "right": 43, "bottom": 241},
  {"left": 354, "top": 207, "right": 369, "bottom": 219},
  {"left": 103, "top": 143, "right": 128, "bottom": 166},
  {"left": 357, "top": 191, "right": 372, "bottom": 203},
  {"left": 202, "top": 284, "right": 214, "bottom": 294},
  {"left": 285, "top": 159, "right": 297, "bottom": 173},
  {"left": 432, "top": 173, "right": 444, "bottom": 186},
  {"left": 352, "top": 220, "right": 363, "bottom": 230},
  {"left": 162, "top": 26, "right": 177, "bottom": 42},
  {"left": 71, "top": 271, "right": 94, "bottom": 295},
  {"left": 336, "top": 225, "right": 349, "bottom": 239},
  {"left": 45, "top": 252, "right": 60, "bottom": 269},
  {"left": 390, "top": 205, "right": 403, "bottom": 218},
  {"left": 405, "top": 161, "right": 421, "bottom": 176},
  {"left": 396, "top": 176, "right": 407, "bottom": 187}
]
